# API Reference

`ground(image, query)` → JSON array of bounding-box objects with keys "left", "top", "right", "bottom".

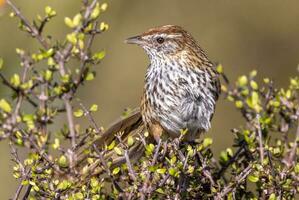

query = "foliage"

[{"left": 0, "top": 1, "right": 298, "bottom": 199}]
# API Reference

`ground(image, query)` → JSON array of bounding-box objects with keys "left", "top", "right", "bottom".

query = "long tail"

[
  {"left": 94, "top": 108, "right": 144, "bottom": 148},
  {"left": 76, "top": 108, "right": 149, "bottom": 175}
]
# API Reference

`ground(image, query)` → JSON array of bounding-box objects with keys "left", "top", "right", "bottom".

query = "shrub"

[{"left": 0, "top": 1, "right": 298, "bottom": 199}]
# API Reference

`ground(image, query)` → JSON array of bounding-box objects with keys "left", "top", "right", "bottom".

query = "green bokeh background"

[{"left": 1, "top": 0, "right": 299, "bottom": 198}]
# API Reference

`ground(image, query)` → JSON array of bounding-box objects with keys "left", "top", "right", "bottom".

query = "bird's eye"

[{"left": 156, "top": 37, "right": 164, "bottom": 44}]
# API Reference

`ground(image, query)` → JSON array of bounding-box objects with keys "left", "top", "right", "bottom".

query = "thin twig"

[
  {"left": 215, "top": 165, "right": 252, "bottom": 199},
  {"left": 199, "top": 154, "right": 216, "bottom": 187},
  {"left": 65, "top": 97, "right": 76, "bottom": 148},
  {"left": 0, "top": 73, "right": 37, "bottom": 107},
  {"left": 22, "top": 185, "right": 32, "bottom": 200},
  {"left": 74, "top": 22, "right": 100, "bottom": 90},
  {"left": 124, "top": 149, "right": 137, "bottom": 181},
  {"left": 6, "top": 0, "right": 50, "bottom": 49},
  {"left": 284, "top": 109, "right": 299, "bottom": 168},
  {"left": 20, "top": 129, "right": 62, "bottom": 173},
  {"left": 79, "top": 102, "right": 101, "bottom": 134},
  {"left": 93, "top": 144, "right": 123, "bottom": 192},
  {"left": 140, "top": 139, "right": 162, "bottom": 200},
  {"left": 216, "top": 141, "right": 246, "bottom": 179},
  {"left": 10, "top": 143, "right": 32, "bottom": 200},
  {"left": 256, "top": 114, "right": 264, "bottom": 164},
  {"left": 56, "top": 0, "right": 98, "bottom": 149},
  {"left": 13, "top": 183, "right": 24, "bottom": 200}
]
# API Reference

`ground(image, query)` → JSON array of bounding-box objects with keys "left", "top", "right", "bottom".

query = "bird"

[
  {"left": 78, "top": 25, "right": 220, "bottom": 172},
  {"left": 125, "top": 25, "right": 220, "bottom": 142}
]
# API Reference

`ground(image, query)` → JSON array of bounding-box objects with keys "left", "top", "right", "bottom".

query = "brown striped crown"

[{"left": 125, "top": 25, "right": 210, "bottom": 63}]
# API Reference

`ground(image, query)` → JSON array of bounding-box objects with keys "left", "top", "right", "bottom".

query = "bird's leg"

[{"left": 149, "top": 123, "right": 164, "bottom": 142}]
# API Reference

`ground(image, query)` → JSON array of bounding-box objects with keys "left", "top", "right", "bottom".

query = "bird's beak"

[{"left": 125, "top": 35, "right": 144, "bottom": 45}]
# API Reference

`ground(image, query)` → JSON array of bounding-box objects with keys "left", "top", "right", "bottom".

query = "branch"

[
  {"left": 140, "top": 139, "right": 162, "bottom": 200},
  {"left": 6, "top": 0, "right": 50, "bottom": 49},
  {"left": 215, "top": 165, "right": 252, "bottom": 199},
  {"left": 283, "top": 109, "right": 299, "bottom": 168},
  {"left": 0, "top": 73, "right": 37, "bottom": 107},
  {"left": 56, "top": 0, "right": 98, "bottom": 149},
  {"left": 79, "top": 102, "right": 101, "bottom": 134},
  {"left": 256, "top": 114, "right": 264, "bottom": 164}
]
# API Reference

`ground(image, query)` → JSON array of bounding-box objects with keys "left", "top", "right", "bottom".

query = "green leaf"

[
  {"left": 89, "top": 104, "right": 98, "bottom": 112},
  {"left": 75, "top": 192, "right": 84, "bottom": 199},
  {"left": 100, "top": 22, "right": 109, "bottom": 31},
  {"left": 47, "top": 57, "right": 55, "bottom": 66},
  {"left": 107, "top": 140, "right": 116, "bottom": 150},
  {"left": 57, "top": 180, "right": 72, "bottom": 190},
  {"left": 203, "top": 137, "right": 213, "bottom": 148},
  {"left": 64, "top": 17, "right": 75, "bottom": 28},
  {"left": 127, "top": 136, "right": 134, "bottom": 147},
  {"left": 216, "top": 64, "right": 223, "bottom": 73},
  {"left": 247, "top": 175, "right": 259, "bottom": 183},
  {"left": 269, "top": 193, "right": 276, "bottom": 200},
  {"left": 112, "top": 167, "right": 120, "bottom": 175},
  {"left": 66, "top": 33, "right": 77, "bottom": 44},
  {"left": 73, "top": 109, "right": 84, "bottom": 117},
  {"left": 44, "top": 48, "right": 54, "bottom": 57},
  {"left": 45, "top": 6, "right": 56, "bottom": 17},
  {"left": 226, "top": 148, "right": 233, "bottom": 157},
  {"left": 156, "top": 188, "right": 165, "bottom": 194},
  {"left": 44, "top": 70, "right": 53, "bottom": 81},
  {"left": 250, "top": 80, "right": 258, "bottom": 90},
  {"left": 72, "top": 14, "right": 82, "bottom": 27},
  {"left": 21, "top": 180, "right": 29, "bottom": 186},
  {"left": 220, "top": 151, "right": 228, "bottom": 163},
  {"left": 0, "top": 99, "right": 12, "bottom": 113},
  {"left": 235, "top": 100, "right": 243, "bottom": 108},
  {"left": 61, "top": 74, "right": 70, "bottom": 83},
  {"left": 145, "top": 143, "right": 155, "bottom": 155},
  {"left": 16, "top": 48, "right": 24, "bottom": 55},
  {"left": 264, "top": 78, "right": 270, "bottom": 83},
  {"left": 169, "top": 167, "right": 178, "bottom": 177},
  {"left": 20, "top": 80, "right": 33, "bottom": 91},
  {"left": 10, "top": 74, "right": 21, "bottom": 87},
  {"left": 170, "top": 156, "right": 177, "bottom": 165},
  {"left": 157, "top": 168, "right": 166, "bottom": 174},
  {"left": 249, "top": 70, "right": 257, "bottom": 77},
  {"left": 92, "top": 51, "right": 106, "bottom": 60},
  {"left": 58, "top": 155, "right": 68, "bottom": 168},
  {"left": 52, "top": 138, "right": 60, "bottom": 150},
  {"left": 91, "top": 3, "right": 100, "bottom": 19},
  {"left": 237, "top": 75, "right": 248, "bottom": 87},
  {"left": 85, "top": 72, "right": 95, "bottom": 81},
  {"left": 246, "top": 91, "right": 261, "bottom": 112},
  {"left": 90, "top": 177, "right": 99, "bottom": 188},
  {"left": 101, "top": 3, "right": 108, "bottom": 11},
  {"left": 33, "top": 185, "right": 40, "bottom": 192},
  {"left": 114, "top": 147, "right": 123, "bottom": 156}
]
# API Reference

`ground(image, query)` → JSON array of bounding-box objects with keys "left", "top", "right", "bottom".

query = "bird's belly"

[
  {"left": 144, "top": 62, "right": 214, "bottom": 139},
  {"left": 152, "top": 91, "right": 205, "bottom": 138}
]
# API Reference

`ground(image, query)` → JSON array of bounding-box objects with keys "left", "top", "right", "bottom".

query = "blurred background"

[{"left": 1, "top": 0, "right": 299, "bottom": 198}]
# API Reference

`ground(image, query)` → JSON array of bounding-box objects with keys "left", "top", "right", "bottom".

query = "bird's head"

[{"left": 125, "top": 25, "right": 201, "bottom": 60}]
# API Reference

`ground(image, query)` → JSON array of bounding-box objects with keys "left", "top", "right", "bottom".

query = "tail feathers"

[
  {"left": 94, "top": 108, "right": 143, "bottom": 148},
  {"left": 76, "top": 108, "right": 148, "bottom": 176}
]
